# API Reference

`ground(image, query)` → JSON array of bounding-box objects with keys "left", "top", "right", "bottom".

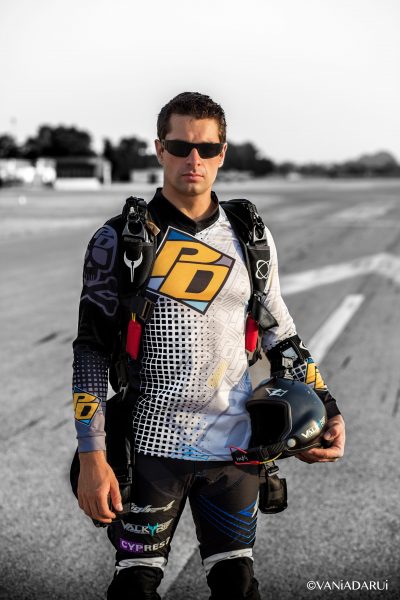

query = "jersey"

[{"left": 72, "top": 189, "right": 336, "bottom": 458}]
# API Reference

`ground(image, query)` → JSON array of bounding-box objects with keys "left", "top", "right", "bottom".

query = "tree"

[
  {"left": 252, "top": 157, "right": 275, "bottom": 176},
  {"left": 103, "top": 138, "right": 117, "bottom": 179},
  {"left": 275, "top": 161, "right": 296, "bottom": 176},
  {"left": 22, "top": 125, "right": 95, "bottom": 159},
  {"left": 356, "top": 151, "right": 400, "bottom": 176},
  {"left": 102, "top": 136, "right": 158, "bottom": 181},
  {"left": 115, "top": 137, "right": 147, "bottom": 180},
  {"left": 223, "top": 141, "right": 275, "bottom": 176},
  {"left": 0, "top": 134, "right": 21, "bottom": 158}
]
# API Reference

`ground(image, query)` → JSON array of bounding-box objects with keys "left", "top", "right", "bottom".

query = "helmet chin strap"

[{"left": 230, "top": 445, "right": 283, "bottom": 465}]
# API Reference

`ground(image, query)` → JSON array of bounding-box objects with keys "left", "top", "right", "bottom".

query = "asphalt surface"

[{"left": 1, "top": 179, "right": 399, "bottom": 600}]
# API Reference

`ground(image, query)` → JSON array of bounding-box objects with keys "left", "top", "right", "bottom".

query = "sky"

[{"left": 1, "top": 0, "right": 399, "bottom": 163}]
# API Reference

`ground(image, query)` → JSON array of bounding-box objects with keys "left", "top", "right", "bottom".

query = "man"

[{"left": 73, "top": 92, "right": 345, "bottom": 599}]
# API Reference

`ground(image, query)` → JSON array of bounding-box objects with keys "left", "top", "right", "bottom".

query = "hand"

[
  {"left": 77, "top": 450, "right": 123, "bottom": 523},
  {"left": 296, "top": 414, "right": 345, "bottom": 464}
]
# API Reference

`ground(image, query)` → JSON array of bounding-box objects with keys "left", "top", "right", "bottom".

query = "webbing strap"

[
  {"left": 230, "top": 444, "right": 285, "bottom": 465},
  {"left": 121, "top": 294, "right": 156, "bottom": 324}
]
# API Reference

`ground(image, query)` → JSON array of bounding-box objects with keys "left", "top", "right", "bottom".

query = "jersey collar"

[{"left": 148, "top": 188, "right": 220, "bottom": 235}]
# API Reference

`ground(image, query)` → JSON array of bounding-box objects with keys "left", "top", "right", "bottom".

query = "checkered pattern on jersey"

[
  {"left": 133, "top": 296, "right": 207, "bottom": 456},
  {"left": 73, "top": 350, "right": 109, "bottom": 402},
  {"left": 131, "top": 211, "right": 256, "bottom": 460},
  {"left": 292, "top": 362, "right": 307, "bottom": 382}
]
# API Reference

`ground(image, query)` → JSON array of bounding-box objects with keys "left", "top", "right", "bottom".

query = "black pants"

[{"left": 107, "top": 453, "right": 261, "bottom": 599}]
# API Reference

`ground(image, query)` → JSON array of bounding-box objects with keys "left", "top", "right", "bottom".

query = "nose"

[{"left": 186, "top": 147, "right": 201, "bottom": 165}]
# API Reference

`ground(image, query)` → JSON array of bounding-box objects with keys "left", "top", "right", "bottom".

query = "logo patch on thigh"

[{"left": 119, "top": 537, "right": 171, "bottom": 553}]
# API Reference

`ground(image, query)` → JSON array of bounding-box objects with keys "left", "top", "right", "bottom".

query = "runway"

[{"left": 1, "top": 178, "right": 399, "bottom": 599}]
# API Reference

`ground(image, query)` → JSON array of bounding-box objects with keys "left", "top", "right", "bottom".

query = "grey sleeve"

[
  {"left": 73, "top": 351, "right": 109, "bottom": 452},
  {"left": 72, "top": 224, "right": 120, "bottom": 453}
]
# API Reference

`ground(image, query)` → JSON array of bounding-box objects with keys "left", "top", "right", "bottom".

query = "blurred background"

[{"left": 1, "top": 1, "right": 399, "bottom": 599}]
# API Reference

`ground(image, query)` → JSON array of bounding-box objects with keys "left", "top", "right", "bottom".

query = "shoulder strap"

[
  {"left": 120, "top": 197, "right": 158, "bottom": 293},
  {"left": 110, "top": 197, "right": 159, "bottom": 393},
  {"left": 220, "top": 198, "right": 266, "bottom": 246},
  {"left": 221, "top": 198, "right": 278, "bottom": 365}
]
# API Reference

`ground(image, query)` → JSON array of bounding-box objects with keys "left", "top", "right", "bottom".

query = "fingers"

[
  {"left": 78, "top": 492, "right": 116, "bottom": 523},
  {"left": 296, "top": 441, "right": 344, "bottom": 463},
  {"left": 323, "top": 425, "right": 343, "bottom": 443},
  {"left": 109, "top": 478, "right": 123, "bottom": 513},
  {"left": 294, "top": 415, "right": 346, "bottom": 464},
  {"left": 295, "top": 454, "right": 315, "bottom": 464},
  {"left": 95, "top": 496, "right": 116, "bottom": 522},
  {"left": 77, "top": 455, "right": 121, "bottom": 523},
  {"left": 309, "top": 444, "right": 343, "bottom": 460},
  {"left": 324, "top": 415, "right": 346, "bottom": 441}
]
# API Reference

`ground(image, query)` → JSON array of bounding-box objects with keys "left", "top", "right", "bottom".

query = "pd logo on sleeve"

[{"left": 73, "top": 387, "right": 101, "bottom": 426}]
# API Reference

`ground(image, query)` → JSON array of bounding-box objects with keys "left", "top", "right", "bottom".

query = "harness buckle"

[{"left": 252, "top": 225, "right": 267, "bottom": 244}]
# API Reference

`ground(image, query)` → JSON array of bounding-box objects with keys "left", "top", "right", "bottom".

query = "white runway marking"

[
  {"left": 281, "top": 252, "right": 400, "bottom": 295},
  {"left": 320, "top": 219, "right": 400, "bottom": 228},
  {"left": 329, "top": 200, "right": 395, "bottom": 223},
  {"left": 0, "top": 217, "right": 100, "bottom": 239},
  {"left": 307, "top": 294, "right": 365, "bottom": 363},
  {"left": 267, "top": 203, "right": 328, "bottom": 222}
]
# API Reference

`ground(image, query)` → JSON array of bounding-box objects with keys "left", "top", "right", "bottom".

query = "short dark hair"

[{"left": 157, "top": 92, "right": 227, "bottom": 142}]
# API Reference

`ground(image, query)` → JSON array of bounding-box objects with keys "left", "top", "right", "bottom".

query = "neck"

[{"left": 161, "top": 188, "right": 216, "bottom": 222}]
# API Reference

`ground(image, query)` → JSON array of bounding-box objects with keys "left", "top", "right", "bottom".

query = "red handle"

[
  {"left": 245, "top": 314, "right": 259, "bottom": 352},
  {"left": 126, "top": 317, "right": 142, "bottom": 360}
]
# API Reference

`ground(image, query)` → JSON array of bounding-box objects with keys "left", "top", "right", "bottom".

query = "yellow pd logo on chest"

[{"left": 148, "top": 228, "right": 235, "bottom": 313}]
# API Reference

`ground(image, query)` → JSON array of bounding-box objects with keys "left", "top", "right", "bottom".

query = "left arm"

[{"left": 259, "top": 227, "right": 345, "bottom": 463}]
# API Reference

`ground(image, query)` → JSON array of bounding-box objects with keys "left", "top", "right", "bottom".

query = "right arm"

[{"left": 72, "top": 223, "right": 122, "bottom": 523}]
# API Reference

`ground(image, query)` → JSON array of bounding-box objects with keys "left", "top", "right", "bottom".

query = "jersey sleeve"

[
  {"left": 72, "top": 223, "right": 120, "bottom": 452},
  {"left": 260, "top": 227, "right": 340, "bottom": 419}
]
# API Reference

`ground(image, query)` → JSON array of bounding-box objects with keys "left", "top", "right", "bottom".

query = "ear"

[
  {"left": 155, "top": 139, "right": 164, "bottom": 166},
  {"left": 218, "top": 142, "right": 228, "bottom": 168}
]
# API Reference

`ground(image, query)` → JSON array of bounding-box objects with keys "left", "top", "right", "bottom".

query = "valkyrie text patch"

[{"left": 121, "top": 519, "right": 173, "bottom": 536}]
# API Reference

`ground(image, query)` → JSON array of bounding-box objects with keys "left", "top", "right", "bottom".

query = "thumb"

[
  {"left": 109, "top": 476, "right": 123, "bottom": 512},
  {"left": 324, "top": 424, "right": 341, "bottom": 440}
]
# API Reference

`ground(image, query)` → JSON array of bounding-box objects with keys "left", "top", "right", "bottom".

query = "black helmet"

[{"left": 231, "top": 376, "right": 327, "bottom": 464}]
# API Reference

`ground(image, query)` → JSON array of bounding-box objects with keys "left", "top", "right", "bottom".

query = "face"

[{"left": 155, "top": 114, "right": 227, "bottom": 202}]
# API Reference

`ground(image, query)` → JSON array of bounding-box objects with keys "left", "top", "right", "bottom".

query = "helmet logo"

[
  {"left": 265, "top": 388, "right": 288, "bottom": 397},
  {"left": 301, "top": 416, "right": 326, "bottom": 439}
]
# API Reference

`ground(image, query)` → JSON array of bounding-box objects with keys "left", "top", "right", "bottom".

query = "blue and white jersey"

[
  {"left": 133, "top": 208, "right": 254, "bottom": 460},
  {"left": 72, "top": 190, "right": 300, "bottom": 458}
]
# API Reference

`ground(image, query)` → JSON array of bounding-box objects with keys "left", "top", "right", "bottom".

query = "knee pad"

[
  {"left": 206, "top": 557, "right": 260, "bottom": 600},
  {"left": 107, "top": 566, "right": 163, "bottom": 600}
]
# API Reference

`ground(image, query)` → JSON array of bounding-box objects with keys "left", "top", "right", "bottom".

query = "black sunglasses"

[{"left": 161, "top": 139, "right": 224, "bottom": 159}]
